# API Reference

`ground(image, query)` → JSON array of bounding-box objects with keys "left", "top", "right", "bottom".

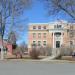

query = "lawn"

[
  {"left": 61, "top": 56, "right": 75, "bottom": 61},
  {"left": 1, "top": 54, "right": 75, "bottom": 62}
]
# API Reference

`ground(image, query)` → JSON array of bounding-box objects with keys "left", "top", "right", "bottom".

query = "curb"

[{"left": 0, "top": 59, "right": 75, "bottom": 63}]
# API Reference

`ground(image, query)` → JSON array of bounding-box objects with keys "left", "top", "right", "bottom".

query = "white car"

[
  {"left": 24, "top": 51, "right": 28, "bottom": 55},
  {"left": 72, "top": 51, "right": 75, "bottom": 57}
]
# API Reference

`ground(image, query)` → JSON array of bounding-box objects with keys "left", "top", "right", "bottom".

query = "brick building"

[
  {"left": 0, "top": 39, "right": 13, "bottom": 55},
  {"left": 28, "top": 20, "right": 75, "bottom": 52}
]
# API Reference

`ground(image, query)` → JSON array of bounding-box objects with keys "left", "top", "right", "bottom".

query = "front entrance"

[{"left": 56, "top": 41, "right": 60, "bottom": 48}]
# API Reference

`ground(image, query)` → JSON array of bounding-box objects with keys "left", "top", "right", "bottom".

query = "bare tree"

[
  {"left": 42, "top": 0, "right": 75, "bottom": 20},
  {"left": 40, "top": 0, "right": 75, "bottom": 58},
  {"left": 19, "top": 42, "right": 28, "bottom": 53},
  {"left": 8, "top": 31, "right": 16, "bottom": 45},
  {"left": 0, "top": 0, "right": 32, "bottom": 59},
  {"left": 8, "top": 31, "right": 17, "bottom": 52},
  {"left": 13, "top": 42, "right": 28, "bottom": 58},
  {"left": 60, "top": 45, "right": 73, "bottom": 56},
  {"left": 39, "top": 46, "right": 52, "bottom": 56}
]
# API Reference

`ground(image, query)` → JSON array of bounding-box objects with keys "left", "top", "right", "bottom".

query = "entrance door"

[{"left": 56, "top": 41, "right": 60, "bottom": 48}]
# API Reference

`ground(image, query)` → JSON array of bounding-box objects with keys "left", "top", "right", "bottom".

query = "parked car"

[
  {"left": 72, "top": 51, "right": 75, "bottom": 57},
  {"left": 13, "top": 50, "right": 23, "bottom": 59},
  {"left": 23, "top": 51, "right": 28, "bottom": 55},
  {"left": 16, "top": 51, "right": 22, "bottom": 58}
]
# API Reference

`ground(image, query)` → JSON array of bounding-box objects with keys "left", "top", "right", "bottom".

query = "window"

[
  {"left": 54, "top": 25, "right": 62, "bottom": 29},
  {"left": 67, "top": 29, "right": 69, "bottom": 33},
  {"left": 56, "top": 41, "right": 60, "bottom": 48},
  {"left": 54, "top": 25, "right": 57, "bottom": 29},
  {"left": 43, "top": 33, "right": 46, "bottom": 38},
  {"left": 55, "top": 32, "right": 61, "bottom": 37},
  {"left": 57, "top": 25, "right": 62, "bottom": 28},
  {"left": 32, "top": 41, "right": 36, "bottom": 46},
  {"left": 38, "top": 33, "right": 41, "bottom": 38},
  {"left": 70, "top": 41, "right": 73, "bottom": 46},
  {"left": 33, "top": 33, "right": 36, "bottom": 38},
  {"left": 38, "top": 26, "right": 41, "bottom": 29},
  {"left": 33, "top": 26, "right": 36, "bottom": 29},
  {"left": 69, "top": 30, "right": 74, "bottom": 38},
  {"left": 70, "top": 25, "right": 73, "bottom": 29},
  {"left": 43, "top": 41, "right": 46, "bottom": 46},
  {"left": 43, "top": 26, "right": 46, "bottom": 29},
  {"left": 38, "top": 41, "right": 41, "bottom": 46}
]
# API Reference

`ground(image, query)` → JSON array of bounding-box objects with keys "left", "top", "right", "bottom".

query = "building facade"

[
  {"left": 0, "top": 39, "right": 13, "bottom": 55},
  {"left": 28, "top": 20, "right": 75, "bottom": 52}
]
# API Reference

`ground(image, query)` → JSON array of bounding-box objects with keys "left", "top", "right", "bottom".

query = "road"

[{"left": 0, "top": 60, "right": 75, "bottom": 75}]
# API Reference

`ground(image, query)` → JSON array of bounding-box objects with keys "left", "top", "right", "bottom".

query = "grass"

[
  {"left": 61, "top": 56, "right": 75, "bottom": 61},
  {"left": 4, "top": 55, "right": 42, "bottom": 60},
  {"left": 2, "top": 54, "right": 75, "bottom": 62}
]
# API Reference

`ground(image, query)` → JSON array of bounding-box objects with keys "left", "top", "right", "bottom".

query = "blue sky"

[{"left": 5, "top": 0, "right": 72, "bottom": 45}]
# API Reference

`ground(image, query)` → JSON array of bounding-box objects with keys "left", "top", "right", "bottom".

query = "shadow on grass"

[
  {"left": 5, "top": 55, "right": 42, "bottom": 60},
  {"left": 61, "top": 56, "right": 75, "bottom": 61}
]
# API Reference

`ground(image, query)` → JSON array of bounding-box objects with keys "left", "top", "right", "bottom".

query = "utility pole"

[
  {"left": 0, "top": 12, "right": 4, "bottom": 60},
  {"left": 9, "top": 1, "right": 14, "bottom": 34}
]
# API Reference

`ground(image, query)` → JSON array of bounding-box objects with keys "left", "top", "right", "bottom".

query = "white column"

[
  {"left": 53, "top": 32, "right": 55, "bottom": 48},
  {"left": 61, "top": 32, "right": 63, "bottom": 46},
  {"left": 52, "top": 32, "right": 55, "bottom": 56}
]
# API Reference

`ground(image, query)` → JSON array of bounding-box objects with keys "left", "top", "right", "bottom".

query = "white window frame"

[{"left": 43, "top": 40, "right": 47, "bottom": 47}]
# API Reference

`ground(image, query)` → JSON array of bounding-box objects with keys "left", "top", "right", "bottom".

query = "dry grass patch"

[{"left": 61, "top": 56, "right": 75, "bottom": 61}]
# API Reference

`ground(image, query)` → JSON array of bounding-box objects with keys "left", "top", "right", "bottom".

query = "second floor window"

[
  {"left": 69, "top": 30, "right": 74, "bottom": 38},
  {"left": 55, "top": 32, "right": 61, "bottom": 37},
  {"left": 43, "top": 33, "right": 46, "bottom": 38},
  {"left": 33, "top": 33, "right": 36, "bottom": 38},
  {"left": 38, "top": 33, "right": 41, "bottom": 38}
]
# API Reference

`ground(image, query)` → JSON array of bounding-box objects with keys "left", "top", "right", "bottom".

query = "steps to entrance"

[{"left": 41, "top": 48, "right": 61, "bottom": 61}]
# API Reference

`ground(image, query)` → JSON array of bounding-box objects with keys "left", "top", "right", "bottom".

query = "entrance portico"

[
  {"left": 53, "top": 32, "right": 63, "bottom": 48},
  {"left": 51, "top": 31, "right": 63, "bottom": 56},
  {"left": 49, "top": 29, "right": 63, "bottom": 49}
]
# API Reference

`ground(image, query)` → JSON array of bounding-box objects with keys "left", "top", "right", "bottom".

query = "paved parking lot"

[{"left": 0, "top": 60, "right": 75, "bottom": 75}]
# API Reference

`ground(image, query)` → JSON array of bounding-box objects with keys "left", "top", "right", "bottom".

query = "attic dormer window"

[
  {"left": 57, "top": 25, "right": 62, "bottom": 28},
  {"left": 38, "top": 26, "right": 41, "bottom": 29},
  {"left": 43, "top": 26, "right": 46, "bottom": 29},
  {"left": 33, "top": 26, "right": 36, "bottom": 29},
  {"left": 54, "top": 25, "right": 62, "bottom": 29}
]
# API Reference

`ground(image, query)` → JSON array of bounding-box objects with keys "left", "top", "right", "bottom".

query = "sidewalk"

[
  {"left": 0, "top": 58, "right": 75, "bottom": 64},
  {"left": 0, "top": 55, "right": 75, "bottom": 63}
]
